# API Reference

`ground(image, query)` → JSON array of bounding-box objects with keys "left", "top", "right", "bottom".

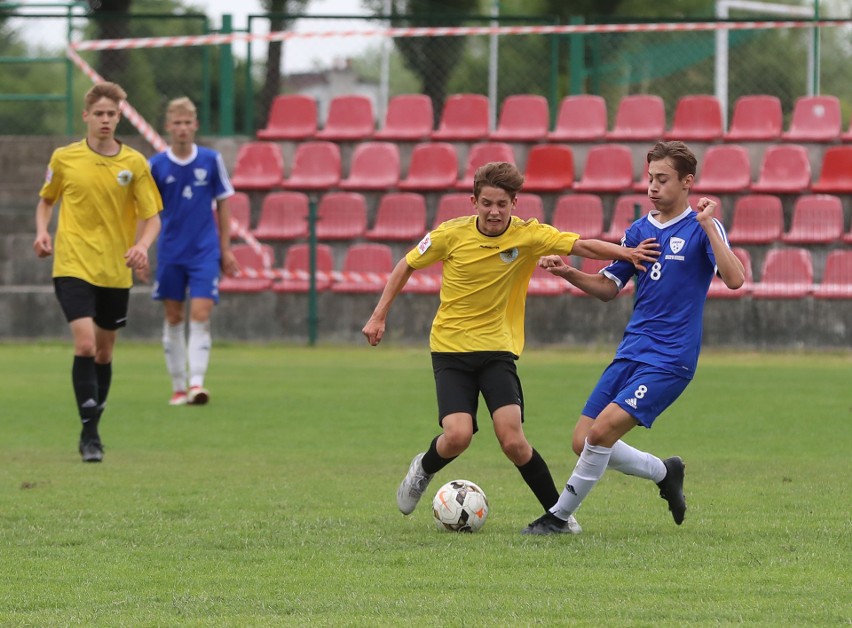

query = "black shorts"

[
  {"left": 54, "top": 277, "right": 130, "bottom": 330},
  {"left": 431, "top": 351, "right": 524, "bottom": 433}
]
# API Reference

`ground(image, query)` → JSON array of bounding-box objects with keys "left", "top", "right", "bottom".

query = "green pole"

[
  {"left": 307, "top": 195, "right": 319, "bottom": 346},
  {"left": 549, "top": 30, "right": 559, "bottom": 127},
  {"left": 219, "top": 14, "right": 235, "bottom": 135},
  {"left": 812, "top": 0, "right": 820, "bottom": 95},
  {"left": 65, "top": 4, "right": 74, "bottom": 134},
  {"left": 244, "top": 16, "right": 254, "bottom": 135},
  {"left": 568, "top": 15, "right": 585, "bottom": 95},
  {"left": 201, "top": 20, "right": 211, "bottom": 136}
]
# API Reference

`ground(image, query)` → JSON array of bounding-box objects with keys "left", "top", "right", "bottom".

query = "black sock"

[
  {"left": 517, "top": 448, "right": 560, "bottom": 511},
  {"left": 421, "top": 435, "right": 456, "bottom": 475},
  {"left": 95, "top": 361, "right": 112, "bottom": 420},
  {"left": 72, "top": 356, "right": 99, "bottom": 440}
]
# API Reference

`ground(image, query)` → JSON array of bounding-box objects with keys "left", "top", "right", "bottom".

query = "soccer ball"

[{"left": 432, "top": 479, "right": 489, "bottom": 532}]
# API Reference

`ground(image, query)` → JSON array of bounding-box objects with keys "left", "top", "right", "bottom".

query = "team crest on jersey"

[
  {"left": 499, "top": 247, "right": 519, "bottom": 263},
  {"left": 670, "top": 237, "right": 685, "bottom": 254},
  {"left": 416, "top": 232, "right": 432, "bottom": 255},
  {"left": 194, "top": 168, "right": 208, "bottom": 184},
  {"left": 116, "top": 170, "right": 133, "bottom": 186}
]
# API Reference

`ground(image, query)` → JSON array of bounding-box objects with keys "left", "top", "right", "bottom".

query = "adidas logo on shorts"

[{"left": 624, "top": 398, "right": 638, "bottom": 409}]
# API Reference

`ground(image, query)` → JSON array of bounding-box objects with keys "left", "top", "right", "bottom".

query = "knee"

[
  {"left": 441, "top": 428, "right": 472, "bottom": 455},
  {"left": 571, "top": 435, "right": 585, "bottom": 457},
  {"left": 498, "top": 434, "right": 531, "bottom": 465}
]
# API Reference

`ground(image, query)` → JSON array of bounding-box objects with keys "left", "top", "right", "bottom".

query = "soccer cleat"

[
  {"left": 169, "top": 391, "right": 188, "bottom": 406},
  {"left": 657, "top": 456, "right": 687, "bottom": 525},
  {"left": 187, "top": 386, "right": 210, "bottom": 405},
  {"left": 521, "top": 511, "right": 583, "bottom": 535},
  {"left": 78, "top": 439, "right": 104, "bottom": 463},
  {"left": 396, "top": 452, "right": 434, "bottom": 515}
]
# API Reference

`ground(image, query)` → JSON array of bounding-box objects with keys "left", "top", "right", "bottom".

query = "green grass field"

[{"left": 0, "top": 342, "right": 849, "bottom": 626}]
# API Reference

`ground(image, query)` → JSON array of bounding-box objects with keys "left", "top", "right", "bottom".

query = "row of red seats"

[
  {"left": 257, "top": 93, "right": 852, "bottom": 143},
  {"left": 228, "top": 190, "right": 852, "bottom": 246},
  {"left": 231, "top": 140, "right": 852, "bottom": 194},
  {"left": 222, "top": 242, "right": 852, "bottom": 300}
]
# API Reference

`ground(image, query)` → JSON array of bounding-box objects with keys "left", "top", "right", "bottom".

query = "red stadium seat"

[
  {"left": 812, "top": 146, "right": 852, "bottom": 194},
  {"left": 707, "top": 247, "right": 753, "bottom": 299},
  {"left": 551, "top": 194, "right": 604, "bottom": 240},
  {"left": 332, "top": 243, "right": 394, "bottom": 293},
  {"left": 315, "top": 94, "right": 375, "bottom": 141},
  {"left": 665, "top": 94, "right": 724, "bottom": 142},
  {"left": 431, "top": 94, "right": 490, "bottom": 141},
  {"left": 603, "top": 194, "right": 654, "bottom": 243},
  {"left": 404, "top": 261, "right": 442, "bottom": 294},
  {"left": 231, "top": 142, "right": 284, "bottom": 191},
  {"left": 365, "top": 193, "right": 428, "bottom": 242},
  {"left": 782, "top": 95, "right": 841, "bottom": 142},
  {"left": 751, "top": 144, "right": 812, "bottom": 194},
  {"left": 281, "top": 141, "right": 341, "bottom": 190},
  {"left": 339, "top": 142, "right": 400, "bottom": 190},
  {"left": 374, "top": 94, "right": 434, "bottom": 141},
  {"left": 752, "top": 247, "right": 813, "bottom": 299},
  {"left": 219, "top": 244, "right": 274, "bottom": 293},
  {"left": 726, "top": 194, "right": 784, "bottom": 245},
  {"left": 522, "top": 144, "right": 574, "bottom": 192},
  {"left": 514, "top": 194, "right": 545, "bottom": 222},
  {"left": 251, "top": 191, "right": 309, "bottom": 241},
  {"left": 433, "top": 193, "right": 474, "bottom": 229},
  {"left": 315, "top": 192, "right": 367, "bottom": 240},
  {"left": 567, "top": 257, "right": 634, "bottom": 297},
  {"left": 782, "top": 194, "right": 844, "bottom": 244},
  {"left": 548, "top": 95, "right": 607, "bottom": 142},
  {"left": 528, "top": 264, "right": 568, "bottom": 296},
  {"left": 490, "top": 94, "right": 549, "bottom": 141},
  {"left": 227, "top": 192, "right": 252, "bottom": 240},
  {"left": 256, "top": 94, "right": 317, "bottom": 141},
  {"left": 607, "top": 95, "right": 665, "bottom": 141},
  {"left": 398, "top": 142, "right": 459, "bottom": 191},
  {"left": 844, "top": 119, "right": 852, "bottom": 142},
  {"left": 574, "top": 144, "right": 634, "bottom": 193},
  {"left": 724, "top": 95, "right": 782, "bottom": 141},
  {"left": 455, "top": 142, "right": 515, "bottom": 190},
  {"left": 692, "top": 144, "right": 751, "bottom": 193},
  {"left": 273, "top": 243, "right": 334, "bottom": 293},
  {"left": 813, "top": 250, "right": 852, "bottom": 299}
]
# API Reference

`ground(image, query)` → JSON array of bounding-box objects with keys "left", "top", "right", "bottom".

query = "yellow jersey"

[
  {"left": 39, "top": 139, "right": 163, "bottom": 288},
  {"left": 405, "top": 215, "right": 579, "bottom": 355}
]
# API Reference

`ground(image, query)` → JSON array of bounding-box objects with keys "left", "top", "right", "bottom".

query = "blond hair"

[
  {"left": 84, "top": 82, "right": 126, "bottom": 111},
  {"left": 165, "top": 96, "right": 197, "bottom": 119}
]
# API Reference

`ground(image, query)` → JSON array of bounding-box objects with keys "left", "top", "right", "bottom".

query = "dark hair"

[
  {"left": 646, "top": 141, "right": 697, "bottom": 180},
  {"left": 84, "top": 81, "right": 127, "bottom": 111},
  {"left": 473, "top": 161, "right": 525, "bottom": 199}
]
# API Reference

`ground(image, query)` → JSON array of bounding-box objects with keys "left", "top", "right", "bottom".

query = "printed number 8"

[
  {"left": 650, "top": 262, "right": 662, "bottom": 281},
  {"left": 634, "top": 385, "right": 648, "bottom": 399}
]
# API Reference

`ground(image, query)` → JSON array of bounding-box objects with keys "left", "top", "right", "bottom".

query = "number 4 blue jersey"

[
  {"left": 149, "top": 145, "right": 234, "bottom": 265},
  {"left": 601, "top": 207, "right": 731, "bottom": 380}
]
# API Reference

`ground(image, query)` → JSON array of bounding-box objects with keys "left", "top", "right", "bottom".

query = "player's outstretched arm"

[
  {"left": 539, "top": 255, "right": 619, "bottom": 301},
  {"left": 571, "top": 237, "right": 659, "bottom": 271},
  {"left": 362, "top": 258, "right": 415, "bottom": 346}
]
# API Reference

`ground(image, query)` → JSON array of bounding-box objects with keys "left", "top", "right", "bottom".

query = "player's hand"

[
  {"left": 694, "top": 197, "right": 718, "bottom": 224},
  {"left": 628, "top": 238, "right": 660, "bottom": 271},
  {"left": 537, "top": 255, "right": 565, "bottom": 270},
  {"left": 124, "top": 244, "right": 149, "bottom": 270},
  {"left": 33, "top": 232, "right": 53, "bottom": 258},
  {"left": 362, "top": 317, "right": 385, "bottom": 346},
  {"left": 134, "top": 266, "right": 151, "bottom": 284},
  {"left": 221, "top": 248, "right": 240, "bottom": 277}
]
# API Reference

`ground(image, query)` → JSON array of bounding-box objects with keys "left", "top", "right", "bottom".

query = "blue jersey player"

[
  {"left": 523, "top": 140, "right": 745, "bottom": 535},
  {"left": 149, "top": 97, "right": 239, "bottom": 406}
]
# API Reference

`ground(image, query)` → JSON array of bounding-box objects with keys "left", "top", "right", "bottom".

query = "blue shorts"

[
  {"left": 582, "top": 359, "right": 690, "bottom": 428},
  {"left": 153, "top": 260, "right": 220, "bottom": 303}
]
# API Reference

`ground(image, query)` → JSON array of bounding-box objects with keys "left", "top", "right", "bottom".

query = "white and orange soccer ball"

[{"left": 432, "top": 479, "right": 489, "bottom": 532}]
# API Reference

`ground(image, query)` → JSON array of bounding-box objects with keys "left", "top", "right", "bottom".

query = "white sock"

[
  {"left": 608, "top": 440, "right": 667, "bottom": 483},
  {"left": 188, "top": 320, "right": 211, "bottom": 388},
  {"left": 550, "top": 439, "right": 612, "bottom": 520},
  {"left": 163, "top": 321, "right": 187, "bottom": 393}
]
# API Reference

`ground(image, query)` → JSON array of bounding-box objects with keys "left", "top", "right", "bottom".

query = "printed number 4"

[{"left": 182, "top": 185, "right": 193, "bottom": 200}]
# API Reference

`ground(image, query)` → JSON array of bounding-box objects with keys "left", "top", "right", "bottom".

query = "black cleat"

[
  {"left": 79, "top": 439, "right": 104, "bottom": 463},
  {"left": 521, "top": 511, "right": 582, "bottom": 535},
  {"left": 657, "top": 456, "right": 686, "bottom": 524}
]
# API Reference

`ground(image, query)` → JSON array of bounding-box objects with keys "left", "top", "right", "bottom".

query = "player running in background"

[
  {"left": 33, "top": 81, "right": 162, "bottom": 462},
  {"left": 522, "top": 141, "right": 745, "bottom": 535},
  {"left": 148, "top": 97, "right": 239, "bottom": 406},
  {"left": 363, "top": 162, "right": 660, "bottom": 532}
]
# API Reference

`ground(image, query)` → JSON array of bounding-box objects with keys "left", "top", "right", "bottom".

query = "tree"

[
  {"left": 258, "top": 0, "right": 310, "bottom": 127},
  {"left": 90, "top": 0, "right": 133, "bottom": 82}
]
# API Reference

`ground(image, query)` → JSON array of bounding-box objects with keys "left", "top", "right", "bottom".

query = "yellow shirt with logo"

[
  {"left": 405, "top": 215, "right": 580, "bottom": 356},
  {"left": 39, "top": 139, "right": 163, "bottom": 288}
]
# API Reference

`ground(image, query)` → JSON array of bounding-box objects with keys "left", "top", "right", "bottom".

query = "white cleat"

[
  {"left": 187, "top": 386, "right": 210, "bottom": 405},
  {"left": 396, "top": 452, "right": 434, "bottom": 515}
]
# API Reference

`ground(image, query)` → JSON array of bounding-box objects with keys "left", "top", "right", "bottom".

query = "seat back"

[
  {"left": 276, "top": 243, "right": 334, "bottom": 292},
  {"left": 725, "top": 95, "right": 782, "bottom": 140},
  {"left": 284, "top": 141, "right": 341, "bottom": 190},
  {"left": 783, "top": 95, "right": 841, "bottom": 142},
  {"left": 252, "top": 191, "right": 309, "bottom": 241},
  {"left": 332, "top": 243, "right": 394, "bottom": 293},
  {"left": 727, "top": 194, "right": 784, "bottom": 244},
  {"left": 551, "top": 194, "right": 604, "bottom": 240},
  {"left": 365, "top": 193, "right": 428, "bottom": 242},
  {"left": 514, "top": 194, "right": 544, "bottom": 222},
  {"left": 456, "top": 142, "right": 515, "bottom": 189},
  {"left": 522, "top": 144, "right": 574, "bottom": 192},
  {"left": 666, "top": 95, "right": 724, "bottom": 141},
  {"left": 574, "top": 144, "right": 634, "bottom": 192},
  {"left": 256, "top": 94, "right": 317, "bottom": 140},
  {"left": 782, "top": 194, "right": 844, "bottom": 244},
  {"left": 375, "top": 94, "right": 434, "bottom": 140},
  {"left": 752, "top": 144, "right": 811, "bottom": 193},
  {"left": 315, "top": 192, "right": 368, "bottom": 240},
  {"left": 548, "top": 95, "right": 607, "bottom": 141},
  {"left": 693, "top": 144, "right": 751, "bottom": 193},
  {"left": 608, "top": 95, "right": 665, "bottom": 140},
  {"left": 490, "top": 94, "right": 549, "bottom": 141},
  {"left": 760, "top": 248, "right": 814, "bottom": 283},
  {"left": 231, "top": 142, "right": 284, "bottom": 190},
  {"left": 399, "top": 142, "right": 459, "bottom": 190},
  {"left": 433, "top": 193, "right": 474, "bottom": 228},
  {"left": 603, "top": 194, "right": 655, "bottom": 242},
  {"left": 316, "top": 94, "right": 375, "bottom": 140},
  {"left": 432, "top": 93, "right": 490, "bottom": 140},
  {"left": 813, "top": 146, "right": 852, "bottom": 193},
  {"left": 340, "top": 142, "right": 400, "bottom": 190},
  {"left": 227, "top": 192, "right": 252, "bottom": 240}
]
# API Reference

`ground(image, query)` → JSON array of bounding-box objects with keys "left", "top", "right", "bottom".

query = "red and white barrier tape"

[
  {"left": 233, "top": 266, "right": 442, "bottom": 290},
  {"left": 70, "top": 19, "right": 848, "bottom": 52}
]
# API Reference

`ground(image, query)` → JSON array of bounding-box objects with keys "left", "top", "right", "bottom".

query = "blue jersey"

[
  {"left": 149, "top": 145, "right": 233, "bottom": 265},
  {"left": 601, "top": 208, "right": 730, "bottom": 380}
]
